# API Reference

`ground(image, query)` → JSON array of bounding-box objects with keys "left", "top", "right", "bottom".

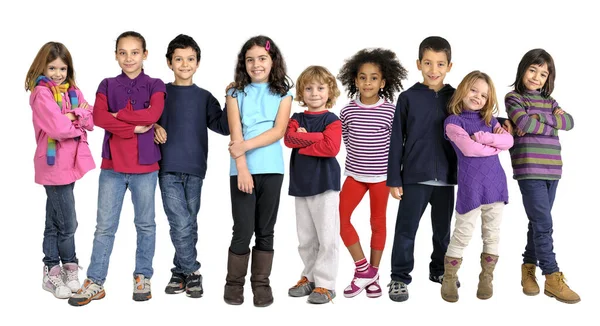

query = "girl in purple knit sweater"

[{"left": 440, "top": 71, "right": 513, "bottom": 302}]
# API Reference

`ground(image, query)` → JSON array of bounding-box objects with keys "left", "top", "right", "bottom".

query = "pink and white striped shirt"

[{"left": 340, "top": 98, "right": 395, "bottom": 182}]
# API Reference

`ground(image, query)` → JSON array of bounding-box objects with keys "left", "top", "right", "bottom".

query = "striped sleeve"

[{"left": 505, "top": 92, "right": 557, "bottom": 136}]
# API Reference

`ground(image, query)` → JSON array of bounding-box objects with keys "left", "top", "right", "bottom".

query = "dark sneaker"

[
  {"left": 430, "top": 273, "right": 461, "bottom": 287},
  {"left": 165, "top": 272, "right": 186, "bottom": 294},
  {"left": 68, "top": 279, "right": 105, "bottom": 306},
  {"left": 185, "top": 270, "right": 203, "bottom": 298},
  {"left": 288, "top": 276, "right": 315, "bottom": 297},
  {"left": 388, "top": 280, "right": 409, "bottom": 302},
  {"left": 133, "top": 275, "right": 152, "bottom": 302}
]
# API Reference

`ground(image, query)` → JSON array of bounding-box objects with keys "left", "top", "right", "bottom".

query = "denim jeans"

[
  {"left": 159, "top": 172, "right": 203, "bottom": 275},
  {"left": 518, "top": 179, "right": 560, "bottom": 275},
  {"left": 87, "top": 169, "right": 158, "bottom": 285},
  {"left": 43, "top": 183, "right": 78, "bottom": 267}
]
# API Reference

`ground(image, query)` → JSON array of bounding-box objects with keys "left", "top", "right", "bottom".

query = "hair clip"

[{"left": 265, "top": 40, "right": 271, "bottom": 52}]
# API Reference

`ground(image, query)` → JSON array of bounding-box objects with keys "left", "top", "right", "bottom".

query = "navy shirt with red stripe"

[{"left": 284, "top": 110, "right": 342, "bottom": 197}]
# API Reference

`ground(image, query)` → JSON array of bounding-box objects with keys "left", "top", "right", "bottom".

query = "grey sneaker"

[
  {"left": 430, "top": 273, "right": 461, "bottom": 287},
  {"left": 388, "top": 280, "right": 409, "bottom": 302},
  {"left": 307, "top": 287, "right": 336, "bottom": 304},
  {"left": 68, "top": 279, "right": 105, "bottom": 306},
  {"left": 288, "top": 276, "right": 315, "bottom": 297},
  {"left": 185, "top": 270, "right": 203, "bottom": 298},
  {"left": 133, "top": 274, "right": 152, "bottom": 301}
]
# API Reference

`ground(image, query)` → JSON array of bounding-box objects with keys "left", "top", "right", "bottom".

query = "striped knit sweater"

[
  {"left": 505, "top": 90, "right": 574, "bottom": 180},
  {"left": 340, "top": 99, "right": 395, "bottom": 179}
]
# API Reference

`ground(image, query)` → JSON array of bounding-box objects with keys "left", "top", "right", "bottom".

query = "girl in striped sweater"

[
  {"left": 505, "top": 49, "right": 580, "bottom": 304},
  {"left": 337, "top": 48, "right": 407, "bottom": 298}
]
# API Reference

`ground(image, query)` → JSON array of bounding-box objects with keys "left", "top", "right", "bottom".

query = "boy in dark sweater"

[
  {"left": 155, "top": 34, "right": 229, "bottom": 298},
  {"left": 386, "top": 36, "right": 458, "bottom": 302}
]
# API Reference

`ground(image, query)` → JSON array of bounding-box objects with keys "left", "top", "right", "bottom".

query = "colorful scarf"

[{"left": 35, "top": 76, "right": 79, "bottom": 165}]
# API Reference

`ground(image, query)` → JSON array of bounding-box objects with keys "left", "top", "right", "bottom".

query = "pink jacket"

[{"left": 30, "top": 86, "right": 96, "bottom": 185}]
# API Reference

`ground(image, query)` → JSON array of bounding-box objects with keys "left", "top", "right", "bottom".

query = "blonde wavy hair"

[{"left": 448, "top": 70, "right": 498, "bottom": 126}]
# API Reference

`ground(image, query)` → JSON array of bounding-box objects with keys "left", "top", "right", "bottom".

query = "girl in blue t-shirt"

[{"left": 223, "top": 35, "right": 293, "bottom": 307}]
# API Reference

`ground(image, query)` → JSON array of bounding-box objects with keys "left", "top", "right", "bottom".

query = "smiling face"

[
  {"left": 115, "top": 36, "right": 147, "bottom": 79},
  {"left": 522, "top": 62, "right": 549, "bottom": 92},
  {"left": 355, "top": 62, "right": 385, "bottom": 105},
  {"left": 44, "top": 58, "right": 68, "bottom": 85},
  {"left": 462, "top": 78, "right": 489, "bottom": 111},
  {"left": 168, "top": 47, "right": 199, "bottom": 85},
  {"left": 245, "top": 45, "right": 272, "bottom": 83},
  {"left": 417, "top": 49, "right": 452, "bottom": 91},
  {"left": 302, "top": 80, "right": 330, "bottom": 111}
]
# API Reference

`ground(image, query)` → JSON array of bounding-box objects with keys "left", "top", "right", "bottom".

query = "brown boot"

[
  {"left": 224, "top": 250, "right": 250, "bottom": 305},
  {"left": 441, "top": 256, "right": 462, "bottom": 302},
  {"left": 521, "top": 263, "right": 540, "bottom": 296},
  {"left": 477, "top": 253, "right": 498, "bottom": 300},
  {"left": 250, "top": 248, "right": 274, "bottom": 307},
  {"left": 544, "top": 272, "right": 581, "bottom": 304}
]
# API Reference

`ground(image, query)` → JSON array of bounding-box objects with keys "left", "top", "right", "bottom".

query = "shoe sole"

[
  {"left": 366, "top": 291, "right": 382, "bottom": 298},
  {"left": 68, "top": 290, "right": 105, "bottom": 306},
  {"left": 133, "top": 293, "right": 152, "bottom": 301},
  {"left": 165, "top": 287, "right": 185, "bottom": 294},
  {"left": 389, "top": 293, "right": 409, "bottom": 302},
  {"left": 186, "top": 290, "right": 203, "bottom": 298},
  {"left": 42, "top": 284, "right": 71, "bottom": 299},
  {"left": 442, "top": 295, "right": 458, "bottom": 303},
  {"left": 544, "top": 290, "right": 581, "bottom": 304},
  {"left": 523, "top": 289, "right": 540, "bottom": 296}
]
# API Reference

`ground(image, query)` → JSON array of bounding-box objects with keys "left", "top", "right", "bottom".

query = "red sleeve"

[
  {"left": 92, "top": 93, "right": 135, "bottom": 139},
  {"left": 298, "top": 120, "right": 342, "bottom": 157},
  {"left": 284, "top": 118, "right": 324, "bottom": 148},
  {"left": 116, "top": 92, "right": 165, "bottom": 125}
]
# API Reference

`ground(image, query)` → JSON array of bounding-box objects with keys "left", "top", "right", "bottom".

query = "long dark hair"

[{"left": 512, "top": 48, "right": 555, "bottom": 97}]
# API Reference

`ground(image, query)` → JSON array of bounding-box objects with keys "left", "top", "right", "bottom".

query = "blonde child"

[
  {"left": 25, "top": 41, "right": 95, "bottom": 299},
  {"left": 224, "top": 35, "right": 293, "bottom": 307},
  {"left": 337, "top": 48, "right": 408, "bottom": 298},
  {"left": 441, "top": 71, "right": 513, "bottom": 302},
  {"left": 285, "top": 66, "right": 342, "bottom": 304}
]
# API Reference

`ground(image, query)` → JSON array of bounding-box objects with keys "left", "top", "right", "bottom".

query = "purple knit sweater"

[{"left": 444, "top": 111, "right": 509, "bottom": 214}]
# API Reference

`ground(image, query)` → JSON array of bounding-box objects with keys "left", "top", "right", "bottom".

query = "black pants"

[
  {"left": 390, "top": 184, "right": 454, "bottom": 284},
  {"left": 229, "top": 174, "right": 284, "bottom": 255}
]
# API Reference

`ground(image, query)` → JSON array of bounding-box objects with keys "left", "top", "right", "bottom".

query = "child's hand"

[
  {"left": 229, "top": 140, "right": 248, "bottom": 159},
  {"left": 529, "top": 114, "right": 540, "bottom": 120},
  {"left": 80, "top": 102, "right": 90, "bottom": 110},
  {"left": 470, "top": 134, "right": 477, "bottom": 141},
  {"left": 225, "top": 82, "right": 236, "bottom": 93},
  {"left": 65, "top": 113, "right": 77, "bottom": 121},
  {"left": 502, "top": 120, "right": 514, "bottom": 135},
  {"left": 134, "top": 125, "right": 153, "bottom": 134},
  {"left": 515, "top": 127, "right": 526, "bottom": 137},
  {"left": 111, "top": 112, "right": 118, "bottom": 118},
  {"left": 237, "top": 169, "right": 254, "bottom": 194},
  {"left": 154, "top": 125, "right": 167, "bottom": 144},
  {"left": 553, "top": 108, "right": 565, "bottom": 115},
  {"left": 493, "top": 127, "right": 504, "bottom": 134},
  {"left": 389, "top": 187, "right": 403, "bottom": 200},
  {"left": 297, "top": 127, "right": 307, "bottom": 133}
]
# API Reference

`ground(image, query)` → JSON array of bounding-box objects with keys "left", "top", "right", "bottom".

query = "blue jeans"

[
  {"left": 518, "top": 179, "right": 560, "bottom": 275},
  {"left": 43, "top": 183, "right": 78, "bottom": 267},
  {"left": 159, "top": 172, "right": 203, "bottom": 275},
  {"left": 87, "top": 169, "right": 158, "bottom": 285}
]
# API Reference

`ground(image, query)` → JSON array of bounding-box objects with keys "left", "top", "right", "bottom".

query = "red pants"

[{"left": 339, "top": 176, "right": 388, "bottom": 250}]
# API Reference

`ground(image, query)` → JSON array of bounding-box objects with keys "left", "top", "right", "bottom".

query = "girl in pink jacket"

[{"left": 25, "top": 42, "right": 95, "bottom": 300}]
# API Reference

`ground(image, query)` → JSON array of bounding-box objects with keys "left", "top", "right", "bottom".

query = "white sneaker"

[
  {"left": 62, "top": 263, "right": 82, "bottom": 293},
  {"left": 43, "top": 265, "right": 71, "bottom": 299}
]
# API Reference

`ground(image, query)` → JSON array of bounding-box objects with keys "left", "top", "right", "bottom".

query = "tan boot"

[
  {"left": 544, "top": 272, "right": 581, "bottom": 304},
  {"left": 477, "top": 253, "right": 498, "bottom": 300},
  {"left": 250, "top": 248, "right": 274, "bottom": 307},
  {"left": 440, "top": 256, "right": 462, "bottom": 302},
  {"left": 521, "top": 263, "right": 540, "bottom": 296},
  {"left": 224, "top": 250, "right": 250, "bottom": 305}
]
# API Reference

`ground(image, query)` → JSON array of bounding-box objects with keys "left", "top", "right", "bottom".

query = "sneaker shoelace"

[
  {"left": 293, "top": 277, "right": 310, "bottom": 288},
  {"left": 64, "top": 267, "right": 80, "bottom": 283},
  {"left": 48, "top": 273, "right": 65, "bottom": 288},
  {"left": 314, "top": 287, "right": 334, "bottom": 303}
]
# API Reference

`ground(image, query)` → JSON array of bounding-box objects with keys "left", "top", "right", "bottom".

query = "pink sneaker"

[
  {"left": 343, "top": 269, "right": 378, "bottom": 298},
  {"left": 366, "top": 275, "right": 382, "bottom": 298}
]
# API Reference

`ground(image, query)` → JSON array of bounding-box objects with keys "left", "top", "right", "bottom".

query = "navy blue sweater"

[
  {"left": 387, "top": 82, "right": 457, "bottom": 187},
  {"left": 284, "top": 111, "right": 342, "bottom": 197},
  {"left": 158, "top": 83, "right": 229, "bottom": 178}
]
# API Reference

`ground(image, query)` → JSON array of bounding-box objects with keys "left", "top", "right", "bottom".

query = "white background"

[{"left": 0, "top": 0, "right": 597, "bottom": 324}]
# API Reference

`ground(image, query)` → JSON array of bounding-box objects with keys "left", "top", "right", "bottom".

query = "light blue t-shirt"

[{"left": 228, "top": 83, "right": 292, "bottom": 176}]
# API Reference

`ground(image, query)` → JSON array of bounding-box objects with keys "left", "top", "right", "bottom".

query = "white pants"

[
  {"left": 446, "top": 202, "right": 504, "bottom": 258},
  {"left": 295, "top": 190, "right": 340, "bottom": 290}
]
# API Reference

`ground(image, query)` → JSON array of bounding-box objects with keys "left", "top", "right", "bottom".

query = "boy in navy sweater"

[
  {"left": 284, "top": 66, "right": 342, "bottom": 304},
  {"left": 386, "top": 36, "right": 458, "bottom": 302},
  {"left": 155, "top": 34, "right": 229, "bottom": 298}
]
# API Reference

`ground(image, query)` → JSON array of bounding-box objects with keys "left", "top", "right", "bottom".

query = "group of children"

[{"left": 25, "top": 32, "right": 580, "bottom": 307}]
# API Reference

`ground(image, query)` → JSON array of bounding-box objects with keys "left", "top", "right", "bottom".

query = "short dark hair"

[
  {"left": 419, "top": 36, "right": 451, "bottom": 63},
  {"left": 116, "top": 31, "right": 146, "bottom": 52},
  {"left": 512, "top": 48, "right": 555, "bottom": 97},
  {"left": 166, "top": 34, "right": 201, "bottom": 64}
]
